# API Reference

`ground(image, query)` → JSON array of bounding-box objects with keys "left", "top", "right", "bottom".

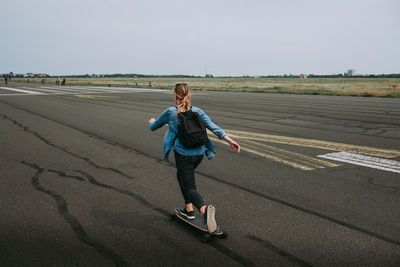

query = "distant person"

[
  {"left": 56, "top": 77, "right": 60, "bottom": 85},
  {"left": 4, "top": 76, "right": 8, "bottom": 85},
  {"left": 41, "top": 78, "right": 45, "bottom": 85},
  {"left": 61, "top": 78, "right": 66, "bottom": 85},
  {"left": 148, "top": 83, "right": 240, "bottom": 233},
  {"left": 27, "top": 77, "right": 30, "bottom": 83}
]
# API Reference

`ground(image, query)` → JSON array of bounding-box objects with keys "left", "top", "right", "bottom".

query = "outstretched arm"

[
  {"left": 148, "top": 108, "right": 170, "bottom": 131},
  {"left": 196, "top": 108, "right": 240, "bottom": 153}
]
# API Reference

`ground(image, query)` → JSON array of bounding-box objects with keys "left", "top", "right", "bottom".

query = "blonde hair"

[{"left": 173, "top": 83, "right": 191, "bottom": 115}]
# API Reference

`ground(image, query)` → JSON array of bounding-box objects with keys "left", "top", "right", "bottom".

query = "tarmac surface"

[{"left": 1, "top": 81, "right": 400, "bottom": 266}]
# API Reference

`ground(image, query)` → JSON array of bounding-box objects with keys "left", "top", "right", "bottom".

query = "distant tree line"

[
  {"left": 306, "top": 74, "right": 400, "bottom": 78},
  {"left": 50, "top": 73, "right": 204, "bottom": 78},
  {"left": 256, "top": 74, "right": 400, "bottom": 78},
  {"left": 6, "top": 73, "right": 398, "bottom": 79}
]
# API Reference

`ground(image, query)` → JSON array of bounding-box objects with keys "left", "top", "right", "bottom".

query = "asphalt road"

[{"left": 1, "top": 81, "right": 400, "bottom": 266}]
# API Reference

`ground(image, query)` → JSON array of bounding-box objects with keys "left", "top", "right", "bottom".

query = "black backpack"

[{"left": 177, "top": 109, "right": 207, "bottom": 148}]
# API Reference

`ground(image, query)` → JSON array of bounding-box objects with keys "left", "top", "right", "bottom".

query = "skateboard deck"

[{"left": 171, "top": 208, "right": 227, "bottom": 242}]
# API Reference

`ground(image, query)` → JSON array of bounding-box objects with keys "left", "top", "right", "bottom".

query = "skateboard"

[{"left": 171, "top": 208, "right": 227, "bottom": 243}]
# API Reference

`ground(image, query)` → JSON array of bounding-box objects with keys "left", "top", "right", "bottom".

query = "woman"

[{"left": 148, "top": 83, "right": 240, "bottom": 233}]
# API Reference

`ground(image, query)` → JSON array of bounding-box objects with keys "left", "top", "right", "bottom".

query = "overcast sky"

[{"left": 1, "top": 0, "right": 399, "bottom": 76}]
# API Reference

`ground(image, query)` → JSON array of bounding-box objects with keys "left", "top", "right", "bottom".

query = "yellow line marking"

[
  {"left": 226, "top": 129, "right": 400, "bottom": 159},
  {"left": 210, "top": 136, "right": 313, "bottom": 170},
  {"left": 75, "top": 94, "right": 94, "bottom": 99},
  {"left": 236, "top": 138, "right": 340, "bottom": 168},
  {"left": 208, "top": 129, "right": 400, "bottom": 171},
  {"left": 209, "top": 136, "right": 334, "bottom": 171},
  {"left": 75, "top": 94, "right": 116, "bottom": 99}
]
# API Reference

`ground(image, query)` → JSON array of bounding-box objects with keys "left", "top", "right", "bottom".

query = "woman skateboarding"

[{"left": 148, "top": 83, "right": 240, "bottom": 233}]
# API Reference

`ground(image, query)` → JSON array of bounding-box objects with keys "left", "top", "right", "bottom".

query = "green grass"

[{"left": 11, "top": 77, "right": 400, "bottom": 98}]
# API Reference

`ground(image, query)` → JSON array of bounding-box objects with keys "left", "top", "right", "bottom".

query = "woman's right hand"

[{"left": 149, "top": 118, "right": 155, "bottom": 123}]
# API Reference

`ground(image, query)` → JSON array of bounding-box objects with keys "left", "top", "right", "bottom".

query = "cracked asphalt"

[{"left": 1, "top": 82, "right": 400, "bottom": 266}]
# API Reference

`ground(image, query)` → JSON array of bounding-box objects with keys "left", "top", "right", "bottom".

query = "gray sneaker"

[{"left": 204, "top": 205, "right": 217, "bottom": 233}]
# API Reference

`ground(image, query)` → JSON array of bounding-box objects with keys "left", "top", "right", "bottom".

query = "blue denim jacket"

[{"left": 149, "top": 106, "right": 226, "bottom": 161}]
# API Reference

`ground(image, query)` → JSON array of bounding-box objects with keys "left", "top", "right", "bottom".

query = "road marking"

[
  {"left": 0, "top": 87, "right": 43, "bottom": 94},
  {"left": 23, "top": 87, "right": 60, "bottom": 93},
  {"left": 75, "top": 94, "right": 96, "bottom": 99},
  {"left": 209, "top": 135, "right": 339, "bottom": 171},
  {"left": 85, "top": 86, "right": 167, "bottom": 93},
  {"left": 45, "top": 86, "right": 167, "bottom": 93},
  {"left": 318, "top": 152, "right": 400, "bottom": 173},
  {"left": 0, "top": 85, "right": 170, "bottom": 97},
  {"left": 209, "top": 129, "right": 400, "bottom": 171},
  {"left": 43, "top": 86, "right": 114, "bottom": 93},
  {"left": 239, "top": 138, "right": 339, "bottom": 168},
  {"left": 226, "top": 129, "right": 400, "bottom": 159},
  {"left": 75, "top": 94, "right": 116, "bottom": 99},
  {"left": 42, "top": 86, "right": 106, "bottom": 93}
]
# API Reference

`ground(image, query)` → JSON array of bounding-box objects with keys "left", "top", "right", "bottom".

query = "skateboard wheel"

[{"left": 202, "top": 234, "right": 212, "bottom": 243}]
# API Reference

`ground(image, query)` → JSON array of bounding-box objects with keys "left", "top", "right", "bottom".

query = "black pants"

[{"left": 174, "top": 151, "right": 205, "bottom": 210}]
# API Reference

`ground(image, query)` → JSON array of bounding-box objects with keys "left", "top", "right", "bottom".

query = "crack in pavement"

[
  {"left": 0, "top": 107, "right": 255, "bottom": 265},
  {"left": 2, "top": 100, "right": 400, "bottom": 251},
  {"left": 246, "top": 235, "right": 312, "bottom": 267},
  {"left": 21, "top": 162, "right": 200, "bottom": 264},
  {"left": 367, "top": 177, "right": 400, "bottom": 193},
  {"left": 21, "top": 161, "right": 128, "bottom": 267},
  {"left": 76, "top": 170, "right": 170, "bottom": 216},
  {"left": 21, "top": 161, "right": 254, "bottom": 266},
  {"left": 1, "top": 114, "right": 134, "bottom": 179},
  {"left": 75, "top": 170, "right": 256, "bottom": 266}
]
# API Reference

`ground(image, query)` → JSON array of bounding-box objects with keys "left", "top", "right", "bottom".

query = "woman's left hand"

[
  {"left": 223, "top": 135, "right": 240, "bottom": 154},
  {"left": 229, "top": 140, "right": 240, "bottom": 154},
  {"left": 149, "top": 118, "right": 155, "bottom": 123}
]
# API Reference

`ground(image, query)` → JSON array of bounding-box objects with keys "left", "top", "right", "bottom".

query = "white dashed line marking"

[
  {"left": 318, "top": 152, "right": 400, "bottom": 173},
  {"left": 0, "top": 87, "right": 43, "bottom": 94}
]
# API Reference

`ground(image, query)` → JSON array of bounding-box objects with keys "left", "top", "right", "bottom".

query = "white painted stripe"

[
  {"left": 0, "top": 86, "right": 167, "bottom": 97},
  {"left": 41, "top": 86, "right": 89, "bottom": 92},
  {"left": 42, "top": 87, "right": 119, "bottom": 94},
  {"left": 317, "top": 152, "right": 400, "bottom": 174},
  {"left": 69, "top": 86, "right": 118, "bottom": 92},
  {"left": 72, "top": 86, "right": 168, "bottom": 93},
  {"left": 0, "top": 87, "right": 43, "bottom": 94},
  {"left": 22, "top": 87, "right": 59, "bottom": 93},
  {"left": 41, "top": 85, "right": 166, "bottom": 93},
  {"left": 43, "top": 86, "right": 111, "bottom": 92},
  {"left": 41, "top": 86, "right": 164, "bottom": 94},
  {"left": 0, "top": 91, "right": 108, "bottom": 97}
]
